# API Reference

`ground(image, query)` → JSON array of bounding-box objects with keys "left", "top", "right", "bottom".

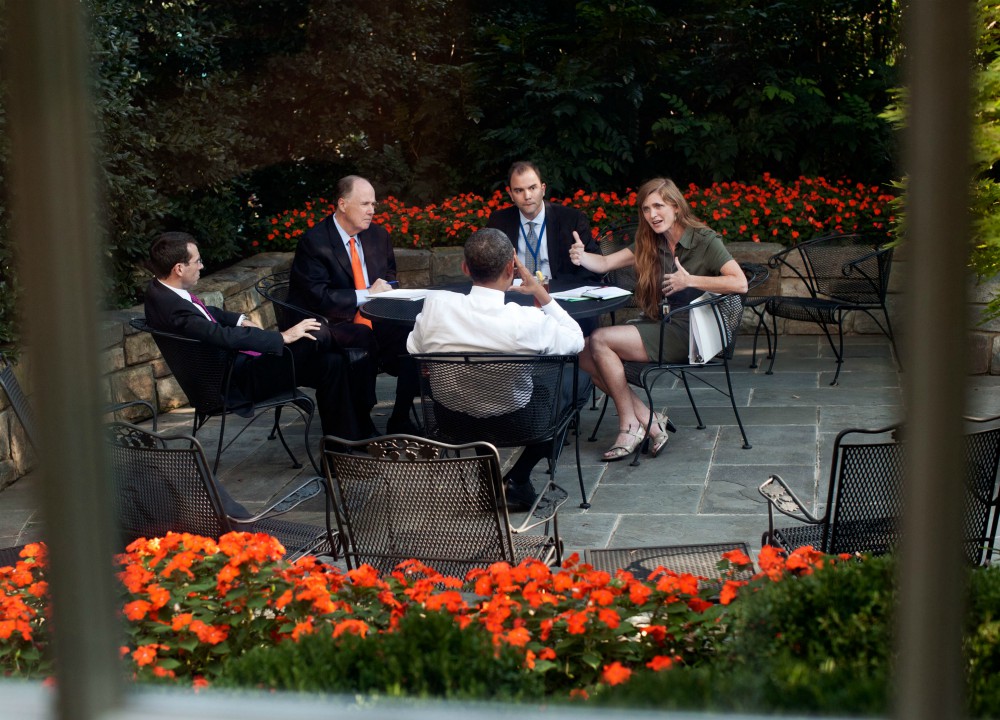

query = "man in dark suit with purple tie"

[
  {"left": 287, "top": 175, "right": 418, "bottom": 434},
  {"left": 144, "top": 232, "right": 374, "bottom": 440}
]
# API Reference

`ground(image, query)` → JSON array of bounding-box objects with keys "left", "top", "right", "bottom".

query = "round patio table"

[{"left": 360, "top": 280, "right": 632, "bottom": 327}]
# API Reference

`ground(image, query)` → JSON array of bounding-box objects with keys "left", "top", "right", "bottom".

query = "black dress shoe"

[
  {"left": 386, "top": 416, "right": 422, "bottom": 435},
  {"left": 504, "top": 480, "right": 538, "bottom": 513}
]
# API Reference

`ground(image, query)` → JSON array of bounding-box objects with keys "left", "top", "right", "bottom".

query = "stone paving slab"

[{"left": 0, "top": 335, "right": 927, "bottom": 568}]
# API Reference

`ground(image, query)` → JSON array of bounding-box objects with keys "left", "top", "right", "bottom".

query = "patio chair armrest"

[
  {"left": 661, "top": 291, "right": 723, "bottom": 323},
  {"left": 231, "top": 476, "right": 329, "bottom": 523},
  {"left": 758, "top": 475, "right": 821, "bottom": 525},
  {"left": 843, "top": 244, "right": 892, "bottom": 275},
  {"left": 766, "top": 244, "right": 798, "bottom": 269},
  {"left": 510, "top": 482, "right": 568, "bottom": 533}
]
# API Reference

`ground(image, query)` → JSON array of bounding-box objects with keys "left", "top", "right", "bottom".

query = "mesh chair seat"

[
  {"left": 0, "top": 544, "right": 27, "bottom": 568},
  {"left": 769, "top": 518, "right": 898, "bottom": 557},
  {"left": 130, "top": 317, "right": 317, "bottom": 473},
  {"left": 107, "top": 422, "right": 336, "bottom": 561},
  {"left": 323, "top": 434, "right": 564, "bottom": 578},
  {"left": 752, "top": 233, "right": 898, "bottom": 385},
  {"left": 411, "top": 352, "right": 589, "bottom": 508},
  {"left": 761, "top": 417, "right": 1000, "bottom": 564},
  {"left": 585, "top": 542, "right": 755, "bottom": 585}
]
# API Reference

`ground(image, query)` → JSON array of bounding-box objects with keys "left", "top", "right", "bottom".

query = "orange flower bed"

[
  {"left": 0, "top": 534, "right": 849, "bottom": 695},
  {"left": 254, "top": 174, "right": 895, "bottom": 251}
]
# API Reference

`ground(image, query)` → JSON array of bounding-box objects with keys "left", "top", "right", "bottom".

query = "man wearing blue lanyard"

[{"left": 486, "top": 160, "right": 602, "bottom": 286}]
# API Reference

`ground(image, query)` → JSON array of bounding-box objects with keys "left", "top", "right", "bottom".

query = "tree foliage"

[{"left": 0, "top": 0, "right": 905, "bottom": 342}]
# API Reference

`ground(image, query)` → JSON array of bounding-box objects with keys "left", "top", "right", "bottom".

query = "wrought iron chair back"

[
  {"left": 0, "top": 353, "right": 37, "bottom": 446},
  {"left": 754, "top": 233, "right": 898, "bottom": 384},
  {"left": 107, "top": 421, "right": 335, "bottom": 560},
  {"left": 761, "top": 416, "right": 1000, "bottom": 564},
  {"left": 322, "top": 434, "right": 562, "bottom": 577},
  {"left": 589, "top": 263, "right": 768, "bottom": 461},
  {"left": 129, "top": 317, "right": 316, "bottom": 473},
  {"left": 256, "top": 271, "right": 322, "bottom": 331},
  {"left": 598, "top": 222, "right": 639, "bottom": 308},
  {"left": 409, "top": 352, "right": 588, "bottom": 507}
]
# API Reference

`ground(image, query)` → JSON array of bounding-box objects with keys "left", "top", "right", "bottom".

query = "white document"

[
  {"left": 548, "top": 286, "right": 631, "bottom": 301},
  {"left": 581, "top": 286, "right": 631, "bottom": 300},
  {"left": 547, "top": 286, "right": 599, "bottom": 300},
  {"left": 375, "top": 288, "right": 428, "bottom": 300},
  {"left": 688, "top": 292, "right": 724, "bottom": 364}
]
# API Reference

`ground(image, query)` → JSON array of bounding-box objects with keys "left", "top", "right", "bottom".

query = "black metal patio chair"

[
  {"left": 107, "top": 421, "right": 336, "bottom": 560},
  {"left": 129, "top": 317, "right": 316, "bottom": 473},
  {"left": 322, "top": 434, "right": 564, "bottom": 577},
  {"left": 589, "top": 263, "right": 768, "bottom": 463},
  {"left": 751, "top": 232, "right": 898, "bottom": 385},
  {"left": 759, "top": 416, "right": 1000, "bottom": 564},
  {"left": 410, "top": 352, "right": 588, "bottom": 508}
]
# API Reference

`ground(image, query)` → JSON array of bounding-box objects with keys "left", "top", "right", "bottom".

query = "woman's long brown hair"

[{"left": 633, "top": 178, "right": 707, "bottom": 319}]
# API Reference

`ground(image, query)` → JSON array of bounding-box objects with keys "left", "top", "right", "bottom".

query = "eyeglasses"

[{"left": 183, "top": 258, "right": 204, "bottom": 267}]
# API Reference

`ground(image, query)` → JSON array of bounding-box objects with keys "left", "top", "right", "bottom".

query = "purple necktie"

[{"left": 191, "top": 294, "right": 261, "bottom": 357}]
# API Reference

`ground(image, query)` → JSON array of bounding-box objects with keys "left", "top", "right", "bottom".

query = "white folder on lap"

[{"left": 688, "top": 292, "right": 724, "bottom": 364}]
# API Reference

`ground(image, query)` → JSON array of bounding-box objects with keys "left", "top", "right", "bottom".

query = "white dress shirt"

[{"left": 406, "top": 286, "right": 583, "bottom": 416}]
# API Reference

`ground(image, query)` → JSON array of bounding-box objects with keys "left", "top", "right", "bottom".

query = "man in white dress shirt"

[{"left": 407, "top": 227, "right": 589, "bottom": 510}]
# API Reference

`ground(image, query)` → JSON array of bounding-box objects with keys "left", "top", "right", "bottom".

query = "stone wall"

[{"left": 0, "top": 241, "right": 995, "bottom": 489}]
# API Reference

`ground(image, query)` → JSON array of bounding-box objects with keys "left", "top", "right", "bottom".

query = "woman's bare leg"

[{"left": 584, "top": 325, "right": 658, "bottom": 453}]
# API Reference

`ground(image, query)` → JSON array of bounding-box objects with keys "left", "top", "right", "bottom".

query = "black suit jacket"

[
  {"left": 287, "top": 215, "right": 397, "bottom": 323},
  {"left": 144, "top": 279, "right": 283, "bottom": 355},
  {"left": 487, "top": 201, "right": 601, "bottom": 282}
]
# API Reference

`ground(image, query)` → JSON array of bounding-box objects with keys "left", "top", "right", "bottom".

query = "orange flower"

[
  {"left": 719, "top": 580, "right": 747, "bottom": 605},
  {"left": 538, "top": 647, "right": 557, "bottom": 661},
  {"left": 123, "top": 600, "right": 152, "bottom": 621},
  {"left": 601, "top": 661, "right": 632, "bottom": 686},
  {"left": 646, "top": 655, "right": 675, "bottom": 671},
  {"left": 504, "top": 626, "right": 531, "bottom": 647},
  {"left": 132, "top": 644, "right": 160, "bottom": 667},
  {"left": 333, "top": 619, "right": 369, "bottom": 638}
]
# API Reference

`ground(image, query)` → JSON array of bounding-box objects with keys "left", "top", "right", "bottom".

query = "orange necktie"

[{"left": 349, "top": 237, "right": 372, "bottom": 328}]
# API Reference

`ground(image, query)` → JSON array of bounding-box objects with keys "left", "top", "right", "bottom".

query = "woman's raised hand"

[{"left": 569, "top": 231, "right": 586, "bottom": 266}]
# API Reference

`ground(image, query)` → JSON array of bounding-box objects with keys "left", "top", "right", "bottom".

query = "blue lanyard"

[{"left": 519, "top": 216, "right": 547, "bottom": 267}]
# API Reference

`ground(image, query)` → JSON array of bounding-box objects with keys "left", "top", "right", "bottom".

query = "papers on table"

[
  {"left": 375, "top": 288, "right": 428, "bottom": 300},
  {"left": 548, "top": 286, "right": 632, "bottom": 301}
]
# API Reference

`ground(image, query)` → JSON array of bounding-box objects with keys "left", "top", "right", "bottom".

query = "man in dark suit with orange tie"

[
  {"left": 144, "top": 231, "right": 374, "bottom": 440},
  {"left": 287, "top": 175, "right": 418, "bottom": 433}
]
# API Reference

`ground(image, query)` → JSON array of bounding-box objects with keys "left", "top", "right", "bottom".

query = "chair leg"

[
  {"left": 765, "top": 313, "right": 780, "bottom": 375},
  {"left": 588, "top": 394, "right": 610, "bottom": 442},
  {"left": 212, "top": 414, "right": 228, "bottom": 474},
  {"left": 819, "top": 315, "right": 845, "bottom": 386},
  {"left": 830, "top": 321, "right": 846, "bottom": 386},
  {"left": 273, "top": 422, "right": 304, "bottom": 469},
  {"left": 572, "top": 416, "right": 589, "bottom": 509},
  {"left": 681, "top": 371, "right": 706, "bottom": 430},
  {"left": 722, "top": 362, "right": 751, "bottom": 449},
  {"left": 268, "top": 407, "right": 282, "bottom": 440},
  {"left": 750, "top": 310, "right": 769, "bottom": 368},
  {"left": 883, "top": 308, "right": 902, "bottom": 372}
]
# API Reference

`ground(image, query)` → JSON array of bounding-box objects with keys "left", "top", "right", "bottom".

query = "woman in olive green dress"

[{"left": 570, "top": 178, "right": 747, "bottom": 461}]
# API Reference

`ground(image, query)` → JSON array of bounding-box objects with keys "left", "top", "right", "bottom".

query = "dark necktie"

[{"left": 525, "top": 221, "right": 539, "bottom": 275}]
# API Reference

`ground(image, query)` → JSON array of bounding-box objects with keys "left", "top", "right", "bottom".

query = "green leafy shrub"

[{"left": 217, "top": 610, "right": 544, "bottom": 700}]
